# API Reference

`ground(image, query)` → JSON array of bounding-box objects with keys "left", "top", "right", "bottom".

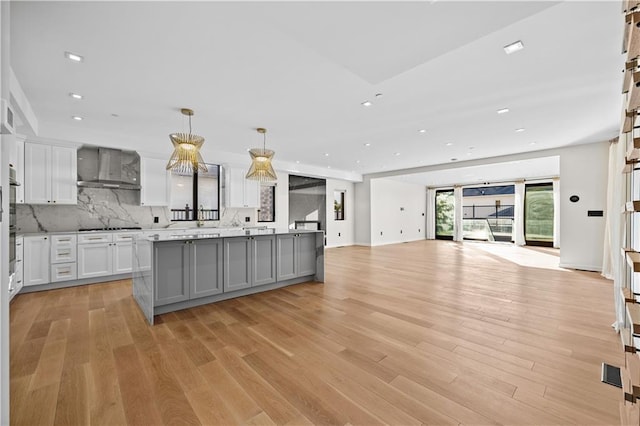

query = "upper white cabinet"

[
  {"left": 140, "top": 157, "right": 170, "bottom": 206},
  {"left": 24, "top": 142, "right": 77, "bottom": 205},
  {"left": 10, "top": 136, "right": 25, "bottom": 203},
  {"left": 224, "top": 166, "right": 259, "bottom": 208}
]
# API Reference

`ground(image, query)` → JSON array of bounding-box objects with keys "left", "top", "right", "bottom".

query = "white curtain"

[
  {"left": 552, "top": 178, "right": 560, "bottom": 248},
  {"left": 602, "top": 138, "right": 625, "bottom": 331},
  {"left": 426, "top": 188, "right": 436, "bottom": 240},
  {"left": 513, "top": 181, "right": 526, "bottom": 246},
  {"left": 453, "top": 186, "right": 463, "bottom": 242}
]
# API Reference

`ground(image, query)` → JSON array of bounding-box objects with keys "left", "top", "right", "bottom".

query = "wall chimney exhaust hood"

[{"left": 77, "top": 146, "right": 141, "bottom": 190}]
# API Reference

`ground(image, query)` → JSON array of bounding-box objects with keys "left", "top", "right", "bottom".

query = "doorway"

[
  {"left": 524, "top": 183, "right": 554, "bottom": 246},
  {"left": 435, "top": 189, "right": 454, "bottom": 240}
]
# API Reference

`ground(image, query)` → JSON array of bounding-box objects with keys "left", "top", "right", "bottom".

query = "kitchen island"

[{"left": 132, "top": 228, "right": 324, "bottom": 324}]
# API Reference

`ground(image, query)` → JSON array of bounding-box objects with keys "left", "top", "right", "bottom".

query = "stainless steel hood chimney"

[{"left": 77, "top": 146, "right": 141, "bottom": 190}]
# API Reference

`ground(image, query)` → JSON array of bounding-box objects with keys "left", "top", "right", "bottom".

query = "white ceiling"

[{"left": 9, "top": 1, "right": 623, "bottom": 182}]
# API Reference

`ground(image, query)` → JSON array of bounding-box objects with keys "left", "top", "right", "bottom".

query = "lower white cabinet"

[
  {"left": 78, "top": 232, "right": 138, "bottom": 279},
  {"left": 10, "top": 237, "right": 24, "bottom": 300},
  {"left": 78, "top": 242, "right": 113, "bottom": 279},
  {"left": 24, "top": 235, "right": 50, "bottom": 286},
  {"left": 50, "top": 234, "right": 77, "bottom": 282}
]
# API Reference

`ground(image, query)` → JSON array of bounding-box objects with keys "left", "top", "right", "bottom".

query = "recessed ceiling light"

[
  {"left": 296, "top": 160, "right": 300, "bottom": 164},
  {"left": 497, "top": 108, "right": 509, "bottom": 114},
  {"left": 364, "top": 143, "right": 371, "bottom": 147},
  {"left": 529, "top": 142, "right": 537, "bottom": 145},
  {"left": 375, "top": 93, "right": 383, "bottom": 98},
  {"left": 503, "top": 40, "right": 524, "bottom": 55},
  {"left": 467, "top": 152, "right": 472, "bottom": 156},
  {"left": 451, "top": 158, "right": 458, "bottom": 162},
  {"left": 327, "top": 165, "right": 331, "bottom": 169},
  {"left": 324, "top": 153, "right": 330, "bottom": 157},
  {"left": 71, "top": 115, "right": 83, "bottom": 121},
  {"left": 356, "top": 160, "right": 360, "bottom": 163},
  {"left": 69, "top": 92, "right": 83, "bottom": 100},
  {"left": 445, "top": 142, "right": 453, "bottom": 146},
  {"left": 64, "top": 51, "right": 84, "bottom": 62},
  {"left": 394, "top": 152, "right": 400, "bottom": 156},
  {"left": 515, "top": 128, "right": 525, "bottom": 133},
  {"left": 418, "top": 129, "right": 427, "bottom": 134},
  {"left": 361, "top": 101, "right": 372, "bottom": 107}
]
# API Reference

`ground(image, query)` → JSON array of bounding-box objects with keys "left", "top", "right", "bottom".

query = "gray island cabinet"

[{"left": 133, "top": 229, "right": 324, "bottom": 324}]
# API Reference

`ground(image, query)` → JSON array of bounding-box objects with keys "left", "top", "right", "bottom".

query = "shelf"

[
  {"left": 625, "top": 201, "right": 640, "bottom": 213},
  {"left": 627, "top": 302, "right": 640, "bottom": 334},
  {"left": 627, "top": 251, "right": 640, "bottom": 272},
  {"left": 626, "top": 12, "right": 640, "bottom": 60},
  {"left": 623, "top": 109, "right": 636, "bottom": 133},
  {"left": 627, "top": 136, "right": 640, "bottom": 160},
  {"left": 625, "top": 0, "right": 640, "bottom": 14},
  {"left": 624, "top": 61, "right": 638, "bottom": 94}
]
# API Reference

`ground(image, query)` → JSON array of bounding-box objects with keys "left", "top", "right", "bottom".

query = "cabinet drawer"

[
  {"left": 51, "top": 263, "right": 77, "bottom": 282},
  {"left": 115, "top": 232, "right": 141, "bottom": 242},
  {"left": 77, "top": 233, "right": 113, "bottom": 244},
  {"left": 51, "top": 234, "right": 77, "bottom": 263}
]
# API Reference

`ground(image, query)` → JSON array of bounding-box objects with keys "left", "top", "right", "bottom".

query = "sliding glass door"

[
  {"left": 435, "top": 189, "right": 454, "bottom": 240},
  {"left": 524, "top": 183, "right": 554, "bottom": 246}
]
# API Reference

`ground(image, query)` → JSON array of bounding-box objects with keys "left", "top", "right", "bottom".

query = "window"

[
  {"left": 258, "top": 184, "right": 275, "bottom": 222},
  {"left": 170, "top": 164, "right": 220, "bottom": 221},
  {"left": 334, "top": 190, "right": 345, "bottom": 221}
]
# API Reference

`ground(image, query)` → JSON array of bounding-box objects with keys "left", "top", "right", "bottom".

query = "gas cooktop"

[{"left": 78, "top": 227, "right": 143, "bottom": 232}]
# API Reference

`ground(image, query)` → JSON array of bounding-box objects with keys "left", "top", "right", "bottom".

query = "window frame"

[{"left": 170, "top": 164, "right": 221, "bottom": 222}]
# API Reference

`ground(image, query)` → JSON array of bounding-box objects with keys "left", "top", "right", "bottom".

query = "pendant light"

[
  {"left": 246, "top": 127, "right": 277, "bottom": 181},
  {"left": 166, "top": 108, "right": 208, "bottom": 174}
]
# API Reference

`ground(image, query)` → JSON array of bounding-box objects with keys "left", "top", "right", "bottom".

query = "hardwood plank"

[{"left": 9, "top": 241, "right": 623, "bottom": 426}]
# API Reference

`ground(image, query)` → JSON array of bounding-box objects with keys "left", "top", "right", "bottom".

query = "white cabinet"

[
  {"left": 140, "top": 157, "right": 170, "bottom": 206},
  {"left": 50, "top": 234, "right": 77, "bottom": 282},
  {"left": 77, "top": 232, "right": 139, "bottom": 278},
  {"left": 10, "top": 237, "right": 24, "bottom": 300},
  {"left": 24, "top": 235, "right": 50, "bottom": 286},
  {"left": 10, "top": 136, "right": 25, "bottom": 203},
  {"left": 224, "top": 166, "right": 259, "bottom": 208},
  {"left": 24, "top": 143, "right": 77, "bottom": 205}
]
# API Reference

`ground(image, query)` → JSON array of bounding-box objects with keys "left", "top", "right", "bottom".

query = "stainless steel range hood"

[{"left": 77, "top": 146, "right": 141, "bottom": 190}]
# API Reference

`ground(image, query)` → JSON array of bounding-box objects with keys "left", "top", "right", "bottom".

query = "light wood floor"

[{"left": 10, "top": 240, "right": 623, "bottom": 425}]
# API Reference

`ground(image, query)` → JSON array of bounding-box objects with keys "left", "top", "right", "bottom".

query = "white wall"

[
  {"left": 370, "top": 178, "right": 426, "bottom": 246},
  {"left": 354, "top": 178, "right": 371, "bottom": 245},
  {"left": 325, "top": 179, "right": 355, "bottom": 248},
  {"left": 273, "top": 170, "right": 289, "bottom": 230},
  {"left": 559, "top": 142, "right": 609, "bottom": 271}
]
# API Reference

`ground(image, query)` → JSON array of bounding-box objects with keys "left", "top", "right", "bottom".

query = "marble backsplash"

[{"left": 17, "top": 187, "right": 257, "bottom": 233}]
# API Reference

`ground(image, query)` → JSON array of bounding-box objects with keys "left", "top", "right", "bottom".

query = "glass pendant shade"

[
  {"left": 246, "top": 128, "right": 277, "bottom": 181},
  {"left": 166, "top": 108, "right": 208, "bottom": 174}
]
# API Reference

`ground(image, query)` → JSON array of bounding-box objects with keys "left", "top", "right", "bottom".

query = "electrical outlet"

[
  {"left": 245, "top": 216, "right": 251, "bottom": 222},
  {"left": 400, "top": 230, "right": 403, "bottom": 234},
  {"left": 338, "top": 232, "right": 341, "bottom": 237},
  {"left": 153, "top": 216, "right": 159, "bottom": 223},
  {"left": 380, "top": 231, "right": 383, "bottom": 236},
  {"left": 418, "top": 229, "right": 421, "bottom": 233}
]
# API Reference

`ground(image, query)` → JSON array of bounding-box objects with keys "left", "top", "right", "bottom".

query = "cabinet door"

[
  {"left": 51, "top": 146, "right": 77, "bottom": 204},
  {"left": 252, "top": 235, "right": 276, "bottom": 286},
  {"left": 154, "top": 241, "right": 190, "bottom": 306},
  {"left": 15, "top": 137, "right": 25, "bottom": 203},
  {"left": 78, "top": 243, "right": 113, "bottom": 279},
  {"left": 223, "top": 237, "right": 252, "bottom": 292},
  {"left": 276, "top": 234, "right": 297, "bottom": 281},
  {"left": 113, "top": 242, "right": 133, "bottom": 274},
  {"left": 23, "top": 236, "right": 50, "bottom": 286},
  {"left": 244, "top": 179, "right": 260, "bottom": 208},
  {"left": 140, "top": 157, "right": 170, "bottom": 206},
  {"left": 297, "top": 233, "right": 317, "bottom": 277},
  {"left": 226, "top": 167, "right": 246, "bottom": 208},
  {"left": 191, "top": 239, "right": 223, "bottom": 298},
  {"left": 24, "top": 143, "right": 52, "bottom": 204}
]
